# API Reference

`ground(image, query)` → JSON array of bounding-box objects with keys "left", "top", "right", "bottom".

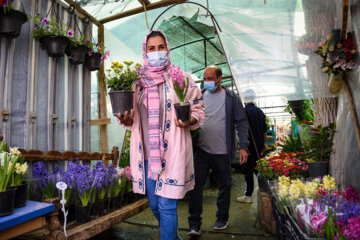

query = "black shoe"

[
  {"left": 187, "top": 226, "right": 201, "bottom": 236},
  {"left": 213, "top": 219, "right": 229, "bottom": 230}
]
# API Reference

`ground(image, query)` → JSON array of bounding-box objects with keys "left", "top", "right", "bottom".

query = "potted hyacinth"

[
  {"left": 73, "top": 163, "right": 94, "bottom": 223},
  {"left": 112, "top": 167, "right": 126, "bottom": 210},
  {"left": 93, "top": 161, "right": 108, "bottom": 216},
  {"left": 31, "top": 14, "right": 71, "bottom": 58},
  {"left": 84, "top": 41, "right": 109, "bottom": 71},
  {"left": 0, "top": 142, "right": 22, "bottom": 216},
  {"left": 106, "top": 61, "right": 141, "bottom": 116},
  {"left": 9, "top": 149, "right": 28, "bottom": 208},
  {"left": 105, "top": 165, "right": 117, "bottom": 212},
  {"left": 0, "top": 0, "right": 27, "bottom": 39},
  {"left": 172, "top": 65, "right": 190, "bottom": 122}
]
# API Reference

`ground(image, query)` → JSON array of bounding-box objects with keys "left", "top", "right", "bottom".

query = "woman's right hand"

[{"left": 117, "top": 109, "right": 134, "bottom": 126}]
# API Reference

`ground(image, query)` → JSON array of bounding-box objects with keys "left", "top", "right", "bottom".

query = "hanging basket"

[
  {"left": 174, "top": 102, "right": 191, "bottom": 122},
  {"left": 39, "top": 35, "right": 70, "bottom": 58},
  {"left": 328, "top": 73, "right": 343, "bottom": 95},
  {"left": 109, "top": 91, "right": 134, "bottom": 117},
  {"left": 85, "top": 53, "right": 102, "bottom": 71},
  {"left": 0, "top": 9, "right": 27, "bottom": 39},
  {"left": 67, "top": 45, "right": 89, "bottom": 65}
]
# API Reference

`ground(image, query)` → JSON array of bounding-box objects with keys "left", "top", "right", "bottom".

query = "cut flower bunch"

[{"left": 315, "top": 29, "right": 357, "bottom": 76}]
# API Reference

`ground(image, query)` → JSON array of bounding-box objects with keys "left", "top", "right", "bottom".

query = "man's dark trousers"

[
  {"left": 188, "top": 147, "right": 232, "bottom": 229},
  {"left": 242, "top": 153, "right": 259, "bottom": 197}
]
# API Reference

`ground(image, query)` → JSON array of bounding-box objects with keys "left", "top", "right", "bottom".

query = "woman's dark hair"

[{"left": 147, "top": 31, "right": 166, "bottom": 42}]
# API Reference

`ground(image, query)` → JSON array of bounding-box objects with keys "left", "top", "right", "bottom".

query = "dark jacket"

[
  {"left": 245, "top": 103, "right": 267, "bottom": 157},
  {"left": 200, "top": 87, "right": 249, "bottom": 163}
]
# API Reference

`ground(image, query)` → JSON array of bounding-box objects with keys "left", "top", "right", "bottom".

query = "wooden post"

[
  {"left": 97, "top": 25, "right": 108, "bottom": 153},
  {"left": 112, "top": 146, "right": 119, "bottom": 166},
  {"left": 340, "top": 0, "right": 360, "bottom": 151}
]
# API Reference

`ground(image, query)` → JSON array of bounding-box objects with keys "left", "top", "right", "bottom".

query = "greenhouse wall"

[{"left": 0, "top": 0, "right": 91, "bottom": 152}]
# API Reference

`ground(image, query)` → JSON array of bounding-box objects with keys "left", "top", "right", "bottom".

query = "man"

[
  {"left": 237, "top": 89, "right": 267, "bottom": 203},
  {"left": 188, "top": 65, "right": 249, "bottom": 236}
]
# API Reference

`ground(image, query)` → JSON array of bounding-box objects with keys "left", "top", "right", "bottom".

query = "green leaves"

[{"left": 105, "top": 62, "right": 140, "bottom": 91}]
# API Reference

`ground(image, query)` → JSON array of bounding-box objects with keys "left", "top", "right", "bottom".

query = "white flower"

[
  {"left": 10, "top": 147, "right": 21, "bottom": 156},
  {"left": 0, "top": 152, "right": 5, "bottom": 166},
  {"left": 116, "top": 167, "right": 125, "bottom": 177},
  {"left": 15, "top": 162, "right": 28, "bottom": 175}
]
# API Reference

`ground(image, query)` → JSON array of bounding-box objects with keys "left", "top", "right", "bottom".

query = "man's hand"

[
  {"left": 239, "top": 149, "right": 248, "bottom": 165},
  {"left": 174, "top": 115, "right": 197, "bottom": 128},
  {"left": 117, "top": 109, "right": 134, "bottom": 126}
]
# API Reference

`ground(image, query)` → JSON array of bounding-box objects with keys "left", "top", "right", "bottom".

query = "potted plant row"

[
  {"left": 30, "top": 160, "right": 138, "bottom": 224},
  {"left": 31, "top": 14, "right": 109, "bottom": 70},
  {"left": 0, "top": 142, "right": 29, "bottom": 217},
  {"left": 0, "top": 0, "right": 27, "bottom": 39}
]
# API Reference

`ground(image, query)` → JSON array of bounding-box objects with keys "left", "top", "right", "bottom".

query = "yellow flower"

[
  {"left": 322, "top": 67, "right": 329, "bottom": 72},
  {"left": 336, "top": 43, "right": 343, "bottom": 48},
  {"left": 304, "top": 181, "right": 319, "bottom": 199},
  {"left": 323, "top": 175, "right": 336, "bottom": 190},
  {"left": 288, "top": 179, "right": 304, "bottom": 200},
  {"left": 327, "top": 34, "right": 331, "bottom": 40},
  {"left": 10, "top": 147, "right": 21, "bottom": 156},
  {"left": 351, "top": 50, "right": 356, "bottom": 54}
]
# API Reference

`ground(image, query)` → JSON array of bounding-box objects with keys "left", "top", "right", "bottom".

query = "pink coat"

[{"left": 119, "top": 74, "right": 205, "bottom": 199}]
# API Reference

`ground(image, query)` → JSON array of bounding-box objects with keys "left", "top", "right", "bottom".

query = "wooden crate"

[{"left": 257, "top": 190, "right": 276, "bottom": 234}]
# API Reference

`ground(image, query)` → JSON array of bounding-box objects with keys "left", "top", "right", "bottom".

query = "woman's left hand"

[{"left": 174, "top": 115, "right": 197, "bottom": 128}]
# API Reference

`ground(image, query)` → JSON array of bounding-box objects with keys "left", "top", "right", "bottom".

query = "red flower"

[
  {"left": 311, "top": 130, "right": 320, "bottom": 134},
  {"left": 302, "top": 120, "right": 312, "bottom": 124},
  {"left": 0, "top": 0, "right": 8, "bottom": 6},
  {"left": 343, "top": 32, "right": 356, "bottom": 50}
]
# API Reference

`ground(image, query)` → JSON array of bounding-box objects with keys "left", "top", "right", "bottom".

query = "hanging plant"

[
  {"left": 0, "top": 0, "right": 27, "bottom": 39},
  {"left": 314, "top": 29, "right": 357, "bottom": 94},
  {"left": 84, "top": 41, "right": 109, "bottom": 71}
]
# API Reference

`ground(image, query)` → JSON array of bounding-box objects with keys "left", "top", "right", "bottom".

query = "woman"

[{"left": 117, "top": 30, "right": 205, "bottom": 240}]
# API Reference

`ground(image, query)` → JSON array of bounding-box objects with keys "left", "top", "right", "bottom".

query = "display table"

[{"left": 0, "top": 201, "right": 55, "bottom": 239}]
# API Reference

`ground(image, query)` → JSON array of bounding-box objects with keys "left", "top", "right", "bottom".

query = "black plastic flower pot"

[
  {"left": 85, "top": 53, "right": 102, "bottom": 71},
  {"left": 0, "top": 187, "right": 17, "bottom": 216},
  {"left": 97, "top": 198, "right": 105, "bottom": 216},
  {"left": 75, "top": 204, "right": 92, "bottom": 223},
  {"left": 68, "top": 45, "right": 89, "bottom": 65},
  {"left": 308, "top": 162, "right": 329, "bottom": 178},
  {"left": 122, "top": 192, "right": 128, "bottom": 206},
  {"left": 14, "top": 182, "right": 28, "bottom": 208},
  {"left": 174, "top": 102, "right": 190, "bottom": 122},
  {"left": 40, "top": 35, "right": 70, "bottom": 58},
  {"left": 0, "top": 9, "right": 27, "bottom": 39},
  {"left": 108, "top": 91, "right": 134, "bottom": 117}
]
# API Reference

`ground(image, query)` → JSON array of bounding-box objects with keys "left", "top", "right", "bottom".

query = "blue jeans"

[{"left": 145, "top": 161, "right": 179, "bottom": 240}]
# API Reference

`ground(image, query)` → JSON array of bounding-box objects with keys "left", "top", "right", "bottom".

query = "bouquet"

[{"left": 315, "top": 29, "right": 357, "bottom": 76}]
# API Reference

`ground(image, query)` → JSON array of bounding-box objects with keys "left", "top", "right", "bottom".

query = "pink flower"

[
  {"left": 41, "top": 17, "right": 48, "bottom": 24},
  {"left": 311, "top": 212, "right": 328, "bottom": 234},
  {"left": 124, "top": 166, "right": 131, "bottom": 181},
  {"left": 67, "top": 30, "right": 74, "bottom": 37},
  {"left": 343, "top": 185, "right": 360, "bottom": 202},
  {"left": 106, "top": 50, "right": 110, "bottom": 56},
  {"left": 0, "top": 0, "right": 8, "bottom": 6},
  {"left": 171, "top": 65, "right": 184, "bottom": 89}
]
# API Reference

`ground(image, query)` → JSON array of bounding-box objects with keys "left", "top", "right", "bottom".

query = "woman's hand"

[
  {"left": 174, "top": 115, "right": 197, "bottom": 128},
  {"left": 117, "top": 109, "right": 134, "bottom": 126}
]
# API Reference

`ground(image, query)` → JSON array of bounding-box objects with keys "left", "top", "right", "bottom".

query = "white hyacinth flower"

[{"left": 10, "top": 147, "right": 21, "bottom": 156}]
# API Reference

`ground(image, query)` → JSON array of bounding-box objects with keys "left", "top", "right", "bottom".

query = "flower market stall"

[{"left": 1, "top": 0, "right": 360, "bottom": 239}]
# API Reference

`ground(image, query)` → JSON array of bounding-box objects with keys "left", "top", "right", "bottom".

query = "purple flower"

[
  {"left": 67, "top": 30, "right": 74, "bottom": 37},
  {"left": 32, "top": 162, "right": 49, "bottom": 187},
  {"left": 86, "top": 40, "right": 91, "bottom": 44},
  {"left": 34, "top": 24, "right": 38, "bottom": 29},
  {"left": 93, "top": 161, "right": 107, "bottom": 189},
  {"left": 41, "top": 17, "right": 48, "bottom": 24},
  {"left": 341, "top": 201, "right": 360, "bottom": 224},
  {"left": 74, "top": 164, "right": 92, "bottom": 194}
]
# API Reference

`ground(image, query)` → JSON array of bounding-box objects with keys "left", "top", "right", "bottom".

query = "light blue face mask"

[
  {"left": 147, "top": 51, "right": 168, "bottom": 67},
  {"left": 204, "top": 80, "right": 219, "bottom": 92}
]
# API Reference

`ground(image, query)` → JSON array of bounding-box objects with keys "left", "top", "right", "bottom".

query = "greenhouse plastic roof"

[{"left": 77, "top": 0, "right": 338, "bottom": 110}]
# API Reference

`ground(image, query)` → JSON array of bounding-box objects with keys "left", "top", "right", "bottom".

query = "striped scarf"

[{"left": 135, "top": 30, "right": 171, "bottom": 180}]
